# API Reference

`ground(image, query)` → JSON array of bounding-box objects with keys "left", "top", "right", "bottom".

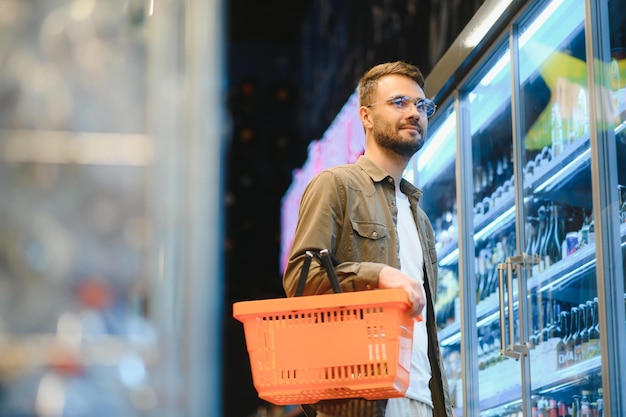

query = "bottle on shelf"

[
  {"left": 541, "top": 204, "right": 554, "bottom": 269},
  {"left": 571, "top": 394, "right": 582, "bottom": 417},
  {"left": 596, "top": 388, "right": 604, "bottom": 417},
  {"left": 557, "top": 310, "right": 570, "bottom": 369},
  {"left": 532, "top": 398, "right": 540, "bottom": 417},
  {"left": 579, "top": 303, "right": 589, "bottom": 359},
  {"left": 575, "top": 87, "right": 589, "bottom": 138},
  {"left": 547, "top": 300, "right": 562, "bottom": 352},
  {"left": 580, "top": 390, "right": 593, "bottom": 417},
  {"left": 532, "top": 205, "right": 548, "bottom": 274},
  {"left": 557, "top": 400, "right": 569, "bottom": 417},
  {"left": 541, "top": 297, "right": 554, "bottom": 344},
  {"left": 548, "top": 399, "right": 558, "bottom": 417},
  {"left": 548, "top": 204, "right": 565, "bottom": 265},
  {"left": 551, "top": 102, "right": 565, "bottom": 157},
  {"left": 530, "top": 300, "right": 541, "bottom": 349},
  {"left": 586, "top": 297, "right": 601, "bottom": 358},
  {"left": 566, "top": 306, "right": 579, "bottom": 367},
  {"left": 573, "top": 306, "right": 583, "bottom": 363}
]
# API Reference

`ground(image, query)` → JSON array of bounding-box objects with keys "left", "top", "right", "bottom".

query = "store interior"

[
  {"left": 0, "top": 1, "right": 483, "bottom": 417},
  {"left": 2, "top": 1, "right": 624, "bottom": 417}
]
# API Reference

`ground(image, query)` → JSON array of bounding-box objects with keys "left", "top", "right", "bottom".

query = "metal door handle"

[{"left": 497, "top": 253, "right": 537, "bottom": 360}]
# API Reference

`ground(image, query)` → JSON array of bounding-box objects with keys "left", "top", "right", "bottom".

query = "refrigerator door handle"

[
  {"left": 497, "top": 263, "right": 508, "bottom": 357},
  {"left": 497, "top": 257, "right": 523, "bottom": 360},
  {"left": 497, "top": 254, "right": 537, "bottom": 360}
]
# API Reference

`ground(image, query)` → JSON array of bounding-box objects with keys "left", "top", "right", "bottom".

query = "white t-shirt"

[{"left": 395, "top": 189, "right": 433, "bottom": 407}]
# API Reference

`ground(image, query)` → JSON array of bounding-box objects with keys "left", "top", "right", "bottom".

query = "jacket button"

[{"left": 372, "top": 231, "right": 378, "bottom": 238}]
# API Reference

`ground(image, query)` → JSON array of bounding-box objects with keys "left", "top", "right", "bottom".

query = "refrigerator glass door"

[
  {"left": 517, "top": 0, "right": 604, "bottom": 414},
  {"left": 414, "top": 101, "right": 462, "bottom": 411},
  {"left": 461, "top": 38, "right": 520, "bottom": 414}
]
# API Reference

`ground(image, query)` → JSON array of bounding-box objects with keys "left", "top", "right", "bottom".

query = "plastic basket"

[{"left": 232, "top": 288, "right": 414, "bottom": 405}]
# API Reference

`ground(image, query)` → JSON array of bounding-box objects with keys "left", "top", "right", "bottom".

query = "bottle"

[
  {"left": 557, "top": 400, "right": 569, "bottom": 417},
  {"left": 573, "top": 306, "right": 583, "bottom": 362},
  {"left": 580, "top": 390, "right": 592, "bottom": 417},
  {"left": 534, "top": 205, "right": 548, "bottom": 272},
  {"left": 548, "top": 399, "right": 558, "bottom": 417},
  {"left": 548, "top": 301, "right": 563, "bottom": 355},
  {"left": 571, "top": 394, "right": 582, "bottom": 417},
  {"left": 566, "top": 307, "right": 579, "bottom": 366},
  {"left": 596, "top": 388, "right": 604, "bottom": 417},
  {"left": 537, "top": 397, "right": 548, "bottom": 417},
  {"left": 550, "top": 204, "right": 565, "bottom": 265},
  {"left": 557, "top": 310, "right": 570, "bottom": 369},
  {"left": 587, "top": 298, "right": 601, "bottom": 358},
  {"left": 526, "top": 219, "right": 536, "bottom": 256},
  {"left": 551, "top": 102, "right": 565, "bottom": 156},
  {"left": 532, "top": 397, "right": 540, "bottom": 417},
  {"left": 576, "top": 87, "right": 589, "bottom": 137},
  {"left": 579, "top": 303, "right": 589, "bottom": 359},
  {"left": 542, "top": 298, "right": 554, "bottom": 344},
  {"left": 541, "top": 205, "right": 554, "bottom": 269}
]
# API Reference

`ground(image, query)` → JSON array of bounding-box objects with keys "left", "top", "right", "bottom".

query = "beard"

[{"left": 373, "top": 120, "right": 425, "bottom": 158}]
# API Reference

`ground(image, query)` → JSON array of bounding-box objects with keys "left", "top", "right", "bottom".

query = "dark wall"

[{"left": 224, "top": 1, "right": 484, "bottom": 416}]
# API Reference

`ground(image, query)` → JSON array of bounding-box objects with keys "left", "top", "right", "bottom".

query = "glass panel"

[
  {"left": 0, "top": 1, "right": 156, "bottom": 415},
  {"left": 463, "top": 38, "right": 516, "bottom": 415},
  {"left": 414, "top": 101, "right": 461, "bottom": 411},
  {"left": 518, "top": 0, "right": 603, "bottom": 415}
]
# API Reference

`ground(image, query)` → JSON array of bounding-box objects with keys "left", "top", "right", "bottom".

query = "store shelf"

[
  {"left": 0, "top": 333, "right": 158, "bottom": 372},
  {"left": 439, "top": 222, "right": 626, "bottom": 345},
  {"left": 478, "top": 355, "right": 601, "bottom": 412}
]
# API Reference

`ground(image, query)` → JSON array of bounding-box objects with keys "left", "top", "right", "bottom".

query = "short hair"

[{"left": 357, "top": 61, "right": 425, "bottom": 106}]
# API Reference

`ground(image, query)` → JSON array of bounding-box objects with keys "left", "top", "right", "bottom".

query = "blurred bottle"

[
  {"left": 548, "top": 301, "right": 563, "bottom": 345},
  {"left": 596, "top": 388, "right": 603, "bottom": 417},
  {"left": 573, "top": 306, "right": 583, "bottom": 363},
  {"left": 575, "top": 87, "right": 589, "bottom": 137},
  {"left": 551, "top": 102, "right": 565, "bottom": 157},
  {"left": 579, "top": 390, "right": 592, "bottom": 417},
  {"left": 566, "top": 307, "right": 579, "bottom": 366},
  {"left": 610, "top": 58, "right": 620, "bottom": 122},
  {"left": 586, "top": 297, "right": 601, "bottom": 358},
  {"left": 557, "top": 310, "right": 570, "bottom": 369},
  {"left": 541, "top": 297, "right": 554, "bottom": 344},
  {"left": 571, "top": 394, "right": 582, "bottom": 417},
  {"left": 579, "top": 304, "right": 589, "bottom": 359},
  {"left": 548, "top": 399, "right": 558, "bottom": 417},
  {"left": 548, "top": 204, "right": 564, "bottom": 265}
]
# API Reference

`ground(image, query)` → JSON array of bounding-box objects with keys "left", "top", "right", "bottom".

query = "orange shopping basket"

[{"left": 232, "top": 250, "right": 414, "bottom": 405}]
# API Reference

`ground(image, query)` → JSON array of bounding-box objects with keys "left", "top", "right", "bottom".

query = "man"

[{"left": 283, "top": 61, "right": 455, "bottom": 417}]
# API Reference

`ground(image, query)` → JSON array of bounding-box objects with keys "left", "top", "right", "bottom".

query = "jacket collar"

[{"left": 356, "top": 155, "right": 423, "bottom": 200}]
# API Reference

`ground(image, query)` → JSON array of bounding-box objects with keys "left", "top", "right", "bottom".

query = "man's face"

[{"left": 367, "top": 74, "right": 428, "bottom": 158}]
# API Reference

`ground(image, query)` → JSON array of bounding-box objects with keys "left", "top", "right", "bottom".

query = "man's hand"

[{"left": 378, "top": 266, "right": 425, "bottom": 318}]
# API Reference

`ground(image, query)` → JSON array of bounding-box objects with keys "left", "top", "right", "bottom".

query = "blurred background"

[{"left": 0, "top": 0, "right": 483, "bottom": 416}]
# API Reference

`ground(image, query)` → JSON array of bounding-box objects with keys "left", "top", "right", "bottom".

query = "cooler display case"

[{"left": 416, "top": 0, "right": 626, "bottom": 415}]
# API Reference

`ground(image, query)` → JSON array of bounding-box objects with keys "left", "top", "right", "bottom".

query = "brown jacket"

[{"left": 283, "top": 156, "right": 454, "bottom": 417}]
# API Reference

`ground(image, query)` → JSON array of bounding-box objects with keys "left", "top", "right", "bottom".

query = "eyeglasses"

[{"left": 366, "top": 96, "right": 437, "bottom": 118}]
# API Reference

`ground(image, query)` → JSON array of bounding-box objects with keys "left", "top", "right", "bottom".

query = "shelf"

[
  {"left": 439, "top": 222, "right": 626, "bottom": 345},
  {"left": 533, "top": 355, "right": 601, "bottom": 393},
  {"left": 478, "top": 355, "right": 601, "bottom": 412},
  {"left": 436, "top": 123, "right": 618, "bottom": 265},
  {"left": 0, "top": 333, "right": 158, "bottom": 372}
]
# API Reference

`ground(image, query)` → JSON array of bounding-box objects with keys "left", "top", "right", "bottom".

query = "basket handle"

[{"left": 294, "top": 249, "right": 343, "bottom": 296}]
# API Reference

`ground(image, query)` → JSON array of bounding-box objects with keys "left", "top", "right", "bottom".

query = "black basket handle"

[{"left": 294, "top": 249, "right": 343, "bottom": 296}]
